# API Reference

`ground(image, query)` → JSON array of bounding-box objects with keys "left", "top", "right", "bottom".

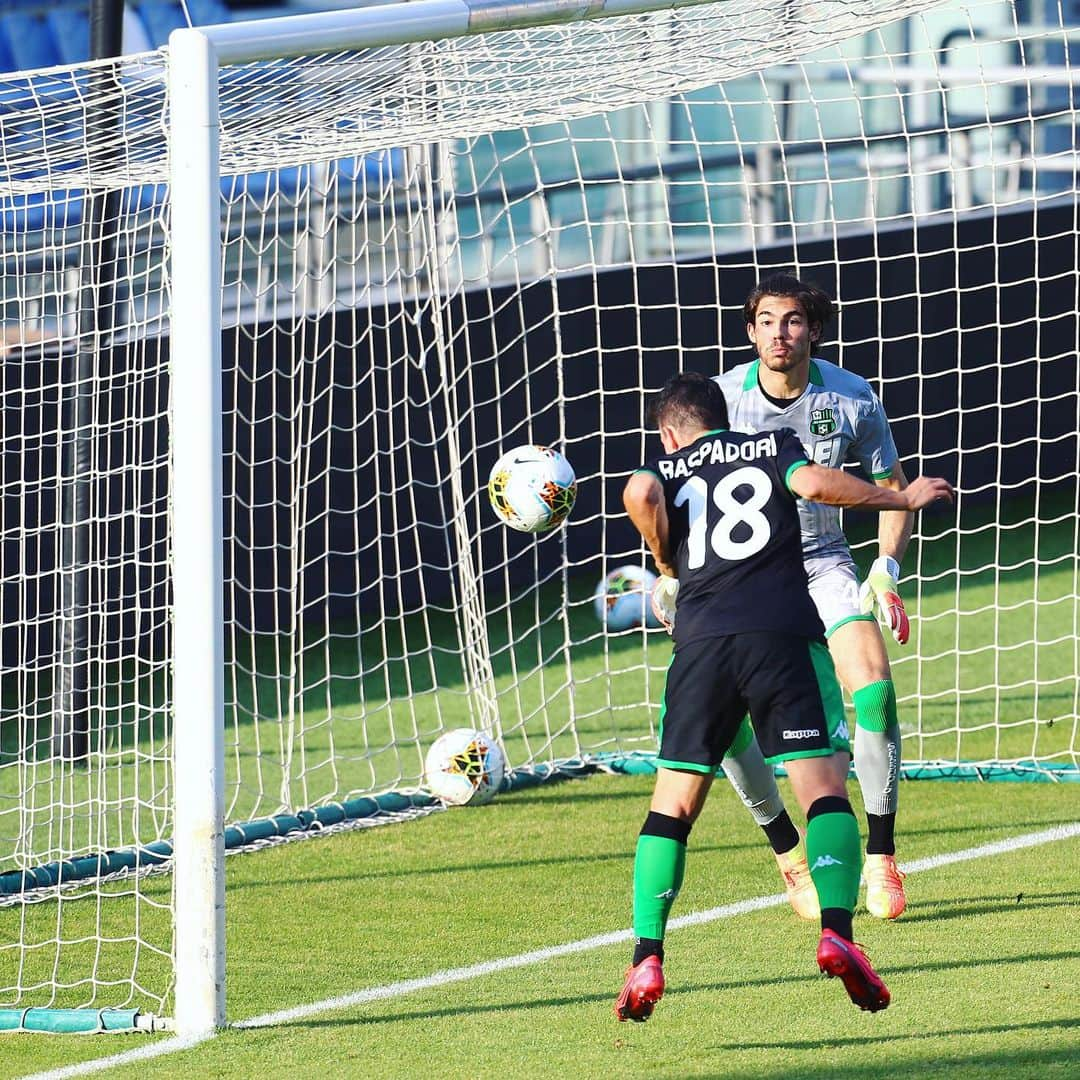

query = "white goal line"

[{"left": 20, "top": 820, "right": 1080, "bottom": 1080}]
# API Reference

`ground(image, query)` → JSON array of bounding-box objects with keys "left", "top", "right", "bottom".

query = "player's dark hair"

[
  {"left": 649, "top": 372, "right": 729, "bottom": 433},
  {"left": 743, "top": 272, "right": 835, "bottom": 334}
]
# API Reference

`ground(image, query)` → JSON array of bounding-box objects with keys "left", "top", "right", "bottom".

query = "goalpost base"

[
  {"left": 3, "top": 753, "right": 1075, "bottom": 905},
  {"left": 0, "top": 1008, "right": 172, "bottom": 1035},
  {"left": 592, "top": 752, "right": 1080, "bottom": 784}
]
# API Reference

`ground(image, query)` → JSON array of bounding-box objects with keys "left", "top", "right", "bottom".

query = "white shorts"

[{"left": 805, "top": 552, "right": 877, "bottom": 639}]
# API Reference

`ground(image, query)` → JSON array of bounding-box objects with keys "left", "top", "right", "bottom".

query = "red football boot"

[
  {"left": 614, "top": 954, "right": 665, "bottom": 1022},
  {"left": 816, "top": 929, "right": 891, "bottom": 1012}
]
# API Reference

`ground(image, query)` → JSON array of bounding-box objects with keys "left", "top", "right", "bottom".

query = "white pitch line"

[
  {"left": 238, "top": 889, "right": 790, "bottom": 1031},
  {"left": 20, "top": 820, "right": 1080, "bottom": 1080},
  {"left": 18, "top": 1035, "right": 213, "bottom": 1080}
]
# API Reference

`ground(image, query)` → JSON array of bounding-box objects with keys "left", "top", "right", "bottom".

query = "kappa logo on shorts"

[
  {"left": 811, "top": 854, "right": 845, "bottom": 870},
  {"left": 835, "top": 719, "right": 850, "bottom": 742},
  {"left": 782, "top": 728, "right": 822, "bottom": 740},
  {"left": 809, "top": 407, "right": 837, "bottom": 436}
]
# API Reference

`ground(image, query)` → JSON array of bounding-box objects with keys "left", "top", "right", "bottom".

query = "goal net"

[{"left": 1, "top": 0, "right": 1077, "bottom": 1028}]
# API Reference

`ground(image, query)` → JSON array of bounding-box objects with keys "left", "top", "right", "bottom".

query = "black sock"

[
  {"left": 761, "top": 809, "right": 800, "bottom": 855},
  {"left": 632, "top": 937, "right": 664, "bottom": 966},
  {"left": 821, "top": 907, "right": 854, "bottom": 941},
  {"left": 866, "top": 812, "right": 896, "bottom": 856}
]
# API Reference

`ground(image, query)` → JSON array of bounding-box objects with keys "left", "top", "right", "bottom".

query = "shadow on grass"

[
  {"left": 700, "top": 1029, "right": 1080, "bottom": 1080},
  {"left": 500, "top": 785, "right": 651, "bottom": 806},
  {"left": 721, "top": 1015, "right": 1079, "bottom": 1053},
  {"left": 268, "top": 949, "right": 1080, "bottom": 1031},
  {"left": 692, "top": 1041, "right": 1080, "bottom": 1080},
  {"left": 227, "top": 840, "right": 762, "bottom": 892},
  {"left": 899, "top": 890, "right": 1078, "bottom": 924}
]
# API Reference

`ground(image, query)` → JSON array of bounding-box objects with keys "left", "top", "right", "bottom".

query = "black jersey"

[{"left": 642, "top": 427, "right": 825, "bottom": 646}]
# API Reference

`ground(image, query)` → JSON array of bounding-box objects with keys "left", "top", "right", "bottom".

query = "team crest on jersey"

[{"left": 809, "top": 407, "right": 837, "bottom": 436}]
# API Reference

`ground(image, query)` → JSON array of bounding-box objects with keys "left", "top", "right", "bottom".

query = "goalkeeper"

[{"left": 663, "top": 272, "right": 916, "bottom": 920}]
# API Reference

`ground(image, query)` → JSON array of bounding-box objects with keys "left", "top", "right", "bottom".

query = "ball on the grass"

[
  {"left": 593, "top": 565, "right": 661, "bottom": 631},
  {"left": 424, "top": 728, "right": 505, "bottom": 806}
]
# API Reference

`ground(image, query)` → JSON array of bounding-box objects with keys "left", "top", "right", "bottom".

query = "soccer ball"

[
  {"left": 594, "top": 565, "right": 662, "bottom": 631},
  {"left": 424, "top": 728, "right": 506, "bottom": 807},
  {"left": 487, "top": 445, "right": 577, "bottom": 533}
]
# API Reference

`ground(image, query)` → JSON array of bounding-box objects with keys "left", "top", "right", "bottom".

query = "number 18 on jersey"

[{"left": 643, "top": 428, "right": 825, "bottom": 645}]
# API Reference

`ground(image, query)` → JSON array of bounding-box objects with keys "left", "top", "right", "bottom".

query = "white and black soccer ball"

[
  {"left": 487, "top": 445, "right": 577, "bottom": 534},
  {"left": 593, "top": 565, "right": 662, "bottom": 632},
  {"left": 424, "top": 728, "right": 506, "bottom": 807}
]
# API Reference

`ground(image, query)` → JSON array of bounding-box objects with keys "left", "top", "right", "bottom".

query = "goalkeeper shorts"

[
  {"left": 805, "top": 552, "right": 876, "bottom": 639},
  {"left": 656, "top": 631, "right": 845, "bottom": 770}
]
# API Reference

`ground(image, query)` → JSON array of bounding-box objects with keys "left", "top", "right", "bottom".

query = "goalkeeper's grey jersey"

[{"left": 714, "top": 358, "right": 898, "bottom": 558}]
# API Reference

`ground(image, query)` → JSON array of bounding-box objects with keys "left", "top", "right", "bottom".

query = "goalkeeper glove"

[
  {"left": 859, "top": 555, "right": 909, "bottom": 645},
  {"left": 651, "top": 574, "right": 679, "bottom": 635}
]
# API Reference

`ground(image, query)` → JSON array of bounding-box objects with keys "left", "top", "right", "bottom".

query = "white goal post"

[{"left": 1, "top": 0, "right": 1077, "bottom": 1041}]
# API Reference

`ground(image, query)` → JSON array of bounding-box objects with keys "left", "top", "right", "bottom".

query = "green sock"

[
  {"left": 851, "top": 679, "right": 897, "bottom": 732},
  {"left": 805, "top": 805, "right": 862, "bottom": 914},
  {"left": 633, "top": 833, "right": 687, "bottom": 941}
]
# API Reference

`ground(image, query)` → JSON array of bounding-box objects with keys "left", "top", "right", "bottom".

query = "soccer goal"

[{"left": 0, "top": 0, "right": 1077, "bottom": 1037}]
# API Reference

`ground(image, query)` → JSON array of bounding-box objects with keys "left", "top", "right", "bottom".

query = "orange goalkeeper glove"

[{"left": 859, "top": 556, "right": 909, "bottom": 645}]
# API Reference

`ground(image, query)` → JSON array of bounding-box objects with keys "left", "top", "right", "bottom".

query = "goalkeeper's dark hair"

[
  {"left": 743, "top": 272, "right": 835, "bottom": 334},
  {"left": 649, "top": 372, "right": 729, "bottom": 433}
]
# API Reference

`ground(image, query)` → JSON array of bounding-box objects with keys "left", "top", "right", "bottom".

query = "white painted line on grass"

[
  {"left": 238, "top": 889, "right": 789, "bottom": 1031},
  {"left": 896, "top": 822, "right": 1080, "bottom": 873},
  {"left": 20, "top": 820, "right": 1080, "bottom": 1080},
  {"left": 18, "top": 1035, "right": 213, "bottom": 1079}
]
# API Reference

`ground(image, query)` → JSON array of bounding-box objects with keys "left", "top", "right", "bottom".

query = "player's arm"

[
  {"left": 788, "top": 462, "right": 953, "bottom": 512},
  {"left": 873, "top": 460, "right": 914, "bottom": 564},
  {"left": 622, "top": 471, "right": 676, "bottom": 578},
  {"left": 859, "top": 460, "right": 915, "bottom": 643}
]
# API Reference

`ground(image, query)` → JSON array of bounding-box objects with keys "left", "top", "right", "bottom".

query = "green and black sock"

[
  {"left": 805, "top": 795, "right": 862, "bottom": 942},
  {"left": 762, "top": 809, "right": 800, "bottom": 855},
  {"left": 632, "top": 811, "right": 691, "bottom": 965}
]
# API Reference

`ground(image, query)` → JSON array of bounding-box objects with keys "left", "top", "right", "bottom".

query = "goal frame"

[
  {"left": 163, "top": 0, "right": 1080, "bottom": 1038},
  {"left": 167, "top": 0, "right": 730, "bottom": 1039}
]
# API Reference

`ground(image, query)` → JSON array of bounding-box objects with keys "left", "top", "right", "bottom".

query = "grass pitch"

[{"left": 5, "top": 773, "right": 1079, "bottom": 1079}]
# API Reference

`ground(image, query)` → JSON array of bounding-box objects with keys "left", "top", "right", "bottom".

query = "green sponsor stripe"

[
  {"left": 872, "top": 467, "right": 895, "bottom": 480},
  {"left": 763, "top": 746, "right": 836, "bottom": 765},
  {"left": 785, "top": 459, "right": 810, "bottom": 491},
  {"left": 633, "top": 467, "right": 662, "bottom": 479},
  {"left": 656, "top": 652, "right": 675, "bottom": 751},
  {"left": 654, "top": 757, "right": 716, "bottom": 774},
  {"left": 808, "top": 359, "right": 824, "bottom": 386},
  {"left": 824, "top": 613, "right": 876, "bottom": 639},
  {"left": 742, "top": 360, "right": 760, "bottom": 390}
]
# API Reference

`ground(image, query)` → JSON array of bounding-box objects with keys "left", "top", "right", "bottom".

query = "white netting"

[{"left": 1, "top": 0, "right": 1078, "bottom": 1017}]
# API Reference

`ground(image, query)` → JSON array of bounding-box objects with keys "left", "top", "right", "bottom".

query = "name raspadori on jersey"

[{"left": 656, "top": 433, "right": 779, "bottom": 479}]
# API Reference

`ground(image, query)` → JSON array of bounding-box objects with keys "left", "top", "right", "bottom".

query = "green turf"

[
  {"left": 2, "top": 774, "right": 1077, "bottom": 1078},
  {"left": 0, "top": 493, "right": 1077, "bottom": 1042}
]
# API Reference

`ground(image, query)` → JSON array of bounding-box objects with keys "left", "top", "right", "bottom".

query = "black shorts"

[{"left": 656, "top": 631, "right": 840, "bottom": 771}]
